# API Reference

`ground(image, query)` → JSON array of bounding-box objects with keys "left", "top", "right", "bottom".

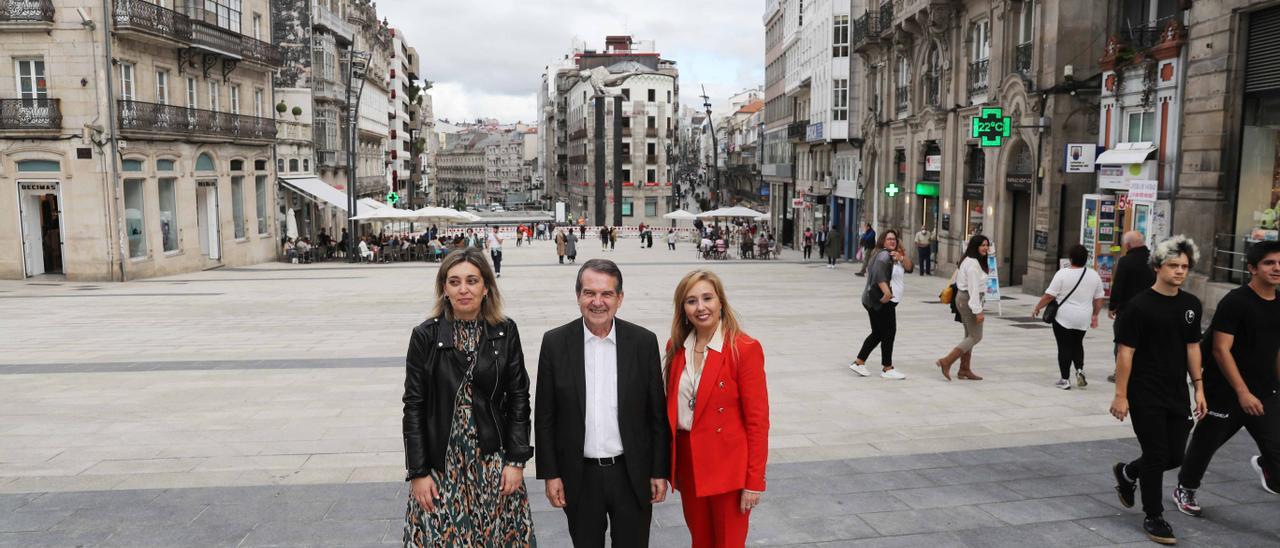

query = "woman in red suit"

[{"left": 664, "top": 269, "right": 770, "bottom": 548}]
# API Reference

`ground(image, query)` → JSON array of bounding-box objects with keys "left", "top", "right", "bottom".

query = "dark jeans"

[
  {"left": 803, "top": 245, "right": 812, "bottom": 259},
  {"left": 1178, "top": 392, "right": 1280, "bottom": 491},
  {"left": 828, "top": 254, "right": 837, "bottom": 266},
  {"left": 490, "top": 249, "right": 502, "bottom": 274},
  {"left": 917, "top": 245, "right": 932, "bottom": 275},
  {"left": 856, "top": 302, "right": 897, "bottom": 367},
  {"left": 1052, "top": 321, "right": 1086, "bottom": 379},
  {"left": 565, "top": 458, "right": 652, "bottom": 548},
  {"left": 818, "top": 241, "right": 826, "bottom": 258},
  {"left": 1125, "top": 406, "right": 1193, "bottom": 517}
]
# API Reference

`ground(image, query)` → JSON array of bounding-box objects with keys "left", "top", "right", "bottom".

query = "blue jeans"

[{"left": 917, "top": 245, "right": 932, "bottom": 274}]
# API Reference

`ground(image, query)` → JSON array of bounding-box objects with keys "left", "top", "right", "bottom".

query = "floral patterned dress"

[{"left": 403, "top": 320, "right": 537, "bottom": 547}]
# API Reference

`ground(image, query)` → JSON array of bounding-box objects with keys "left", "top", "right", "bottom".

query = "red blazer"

[{"left": 666, "top": 333, "right": 769, "bottom": 498}]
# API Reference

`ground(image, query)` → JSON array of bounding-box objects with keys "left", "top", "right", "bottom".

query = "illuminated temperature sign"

[{"left": 971, "top": 107, "right": 1011, "bottom": 147}]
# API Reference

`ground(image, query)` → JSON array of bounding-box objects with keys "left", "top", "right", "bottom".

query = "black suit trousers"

[{"left": 565, "top": 460, "right": 651, "bottom": 548}]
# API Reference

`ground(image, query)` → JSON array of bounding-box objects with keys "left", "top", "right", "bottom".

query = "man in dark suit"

[{"left": 535, "top": 258, "right": 670, "bottom": 547}]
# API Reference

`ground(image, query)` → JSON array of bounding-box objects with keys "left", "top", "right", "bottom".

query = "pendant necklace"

[{"left": 688, "top": 347, "right": 705, "bottom": 411}]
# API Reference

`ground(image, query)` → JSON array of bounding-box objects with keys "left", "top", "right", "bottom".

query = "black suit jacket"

[
  {"left": 534, "top": 317, "right": 670, "bottom": 507},
  {"left": 1108, "top": 246, "right": 1155, "bottom": 313}
]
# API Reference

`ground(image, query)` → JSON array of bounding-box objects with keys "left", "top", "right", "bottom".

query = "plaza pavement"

[{"left": 1, "top": 240, "right": 1276, "bottom": 546}]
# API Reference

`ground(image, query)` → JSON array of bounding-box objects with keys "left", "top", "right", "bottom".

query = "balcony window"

[
  {"left": 1015, "top": 1, "right": 1035, "bottom": 75},
  {"left": 119, "top": 62, "right": 135, "bottom": 101},
  {"left": 833, "top": 78, "right": 848, "bottom": 121},
  {"left": 229, "top": 85, "right": 240, "bottom": 114},
  {"left": 896, "top": 55, "right": 910, "bottom": 113},
  {"left": 208, "top": 80, "right": 220, "bottom": 111},
  {"left": 156, "top": 70, "right": 170, "bottom": 105},
  {"left": 1125, "top": 110, "right": 1155, "bottom": 143},
  {"left": 833, "top": 15, "right": 849, "bottom": 57},
  {"left": 15, "top": 59, "right": 47, "bottom": 103},
  {"left": 1121, "top": 0, "right": 1179, "bottom": 49},
  {"left": 186, "top": 77, "right": 197, "bottom": 109}
]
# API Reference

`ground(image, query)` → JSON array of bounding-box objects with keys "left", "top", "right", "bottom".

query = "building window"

[
  {"left": 155, "top": 70, "right": 170, "bottom": 105},
  {"left": 646, "top": 168, "right": 656, "bottom": 182},
  {"left": 303, "top": 158, "right": 309, "bottom": 171},
  {"left": 647, "top": 142, "right": 656, "bottom": 155},
  {"left": 231, "top": 176, "right": 246, "bottom": 239},
  {"left": 277, "top": 158, "right": 285, "bottom": 171},
  {"left": 191, "top": 0, "right": 243, "bottom": 33},
  {"left": 254, "top": 89, "right": 263, "bottom": 117},
  {"left": 255, "top": 175, "right": 268, "bottom": 235},
  {"left": 1015, "top": 1, "right": 1036, "bottom": 75},
  {"left": 159, "top": 178, "right": 179, "bottom": 252},
  {"left": 925, "top": 47, "right": 941, "bottom": 106},
  {"left": 622, "top": 168, "right": 631, "bottom": 182},
  {"left": 647, "top": 89, "right": 656, "bottom": 102},
  {"left": 252, "top": 12, "right": 262, "bottom": 40},
  {"left": 124, "top": 179, "right": 147, "bottom": 258},
  {"left": 833, "top": 78, "right": 848, "bottom": 121},
  {"left": 119, "top": 63, "right": 135, "bottom": 101},
  {"left": 622, "top": 199, "right": 633, "bottom": 217},
  {"left": 186, "top": 77, "right": 197, "bottom": 109},
  {"left": 621, "top": 142, "right": 631, "bottom": 157},
  {"left": 229, "top": 85, "right": 240, "bottom": 114},
  {"left": 289, "top": 158, "right": 299, "bottom": 171},
  {"left": 647, "top": 116, "right": 655, "bottom": 128},
  {"left": 208, "top": 81, "right": 220, "bottom": 111},
  {"left": 622, "top": 88, "right": 630, "bottom": 100},
  {"left": 645, "top": 196, "right": 658, "bottom": 217},
  {"left": 1125, "top": 110, "right": 1155, "bottom": 142},
  {"left": 667, "top": 90, "right": 671, "bottom": 102},
  {"left": 15, "top": 59, "right": 48, "bottom": 102},
  {"left": 833, "top": 15, "right": 849, "bottom": 57},
  {"left": 895, "top": 55, "right": 910, "bottom": 113}
]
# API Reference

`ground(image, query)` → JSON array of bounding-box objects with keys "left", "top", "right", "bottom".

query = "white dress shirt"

[
  {"left": 583, "top": 320, "right": 624, "bottom": 458},
  {"left": 677, "top": 328, "right": 723, "bottom": 431}
]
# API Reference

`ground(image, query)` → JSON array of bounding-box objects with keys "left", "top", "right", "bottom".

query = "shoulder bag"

[{"left": 1043, "top": 269, "right": 1087, "bottom": 325}]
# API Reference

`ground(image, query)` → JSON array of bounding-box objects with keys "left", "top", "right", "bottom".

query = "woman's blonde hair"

[
  {"left": 430, "top": 248, "right": 505, "bottom": 325},
  {"left": 662, "top": 270, "right": 745, "bottom": 380}
]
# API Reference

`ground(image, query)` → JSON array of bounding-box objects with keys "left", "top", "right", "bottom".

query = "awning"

[
  {"left": 1096, "top": 142, "right": 1157, "bottom": 165},
  {"left": 279, "top": 176, "right": 351, "bottom": 212}
]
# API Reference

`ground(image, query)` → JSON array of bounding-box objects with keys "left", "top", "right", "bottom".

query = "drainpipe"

[{"left": 101, "top": 0, "right": 126, "bottom": 281}]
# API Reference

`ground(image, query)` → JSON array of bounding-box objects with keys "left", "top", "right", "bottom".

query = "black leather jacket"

[{"left": 402, "top": 316, "right": 532, "bottom": 480}]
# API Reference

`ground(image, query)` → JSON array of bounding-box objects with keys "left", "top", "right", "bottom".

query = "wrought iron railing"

[
  {"left": 117, "top": 100, "right": 276, "bottom": 141},
  {"left": 0, "top": 98, "right": 61, "bottom": 130},
  {"left": 113, "top": 0, "right": 192, "bottom": 42},
  {"left": 852, "top": 14, "right": 867, "bottom": 46},
  {"left": 190, "top": 20, "right": 240, "bottom": 55},
  {"left": 787, "top": 120, "right": 808, "bottom": 140},
  {"left": 967, "top": 59, "right": 989, "bottom": 96},
  {"left": 0, "top": 0, "right": 54, "bottom": 22},
  {"left": 239, "top": 33, "right": 282, "bottom": 66},
  {"left": 1014, "top": 42, "right": 1034, "bottom": 76},
  {"left": 113, "top": 0, "right": 280, "bottom": 66},
  {"left": 1123, "top": 16, "right": 1179, "bottom": 51},
  {"left": 879, "top": 1, "right": 894, "bottom": 33}
]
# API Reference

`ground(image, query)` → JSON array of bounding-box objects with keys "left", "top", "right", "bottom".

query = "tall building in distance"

[{"left": 538, "top": 35, "right": 680, "bottom": 227}]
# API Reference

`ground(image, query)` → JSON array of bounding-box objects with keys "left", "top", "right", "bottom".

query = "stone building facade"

[{"left": 1, "top": 0, "right": 281, "bottom": 280}]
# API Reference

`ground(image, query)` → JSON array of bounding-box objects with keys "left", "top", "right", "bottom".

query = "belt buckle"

[{"left": 599, "top": 456, "right": 616, "bottom": 467}]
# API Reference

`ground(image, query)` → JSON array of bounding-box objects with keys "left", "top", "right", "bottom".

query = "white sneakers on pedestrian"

[
  {"left": 880, "top": 369, "right": 907, "bottom": 380},
  {"left": 849, "top": 363, "right": 871, "bottom": 377},
  {"left": 1055, "top": 379, "right": 1072, "bottom": 390}
]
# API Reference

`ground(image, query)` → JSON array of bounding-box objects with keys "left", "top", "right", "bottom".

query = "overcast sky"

[{"left": 378, "top": 0, "right": 765, "bottom": 124}]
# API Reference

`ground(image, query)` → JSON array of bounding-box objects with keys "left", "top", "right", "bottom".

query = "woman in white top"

[
  {"left": 936, "top": 234, "right": 991, "bottom": 381},
  {"left": 1032, "top": 244, "right": 1106, "bottom": 389}
]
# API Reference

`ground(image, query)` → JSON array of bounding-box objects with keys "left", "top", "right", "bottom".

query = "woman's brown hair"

[
  {"left": 430, "top": 247, "right": 505, "bottom": 325},
  {"left": 662, "top": 270, "right": 746, "bottom": 380}
]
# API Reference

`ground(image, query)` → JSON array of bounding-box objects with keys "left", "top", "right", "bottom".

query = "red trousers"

[{"left": 675, "top": 431, "right": 751, "bottom": 548}]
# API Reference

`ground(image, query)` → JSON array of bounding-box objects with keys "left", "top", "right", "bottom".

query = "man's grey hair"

[
  {"left": 1149, "top": 235, "right": 1200, "bottom": 270},
  {"left": 576, "top": 259, "right": 623, "bottom": 294}
]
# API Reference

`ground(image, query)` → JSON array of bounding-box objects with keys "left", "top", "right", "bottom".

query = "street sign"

[
  {"left": 971, "top": 107, "right": 1011, "bottom": 147},
  {"left": 386, "top": 191, "right": 400, "bottom": 205},
  {"left": 884, "top": 183, "right": 902, "bottom": 197}
]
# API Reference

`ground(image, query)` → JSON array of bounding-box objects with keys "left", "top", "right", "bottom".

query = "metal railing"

[
  {"left": 0, "top": 0, "right": 54, "bottom": 22},
  {"left": 117, "top": 100, "right": 276, "bottom": 141},
  {"left": 0, "top": 98, "right": 61, "bottom": 130},
  {"left": 1014, "top": 43, "right": 1034, "bottom": 76},
  {"left": 190, "top": 20, "right": 240, "bottom": 55},
  {"left": 113, "top": 0, "right": 280, "bottom": 66},
  {"left": 239, "top": 33, "right": 282, "bottom": 66},
  {"left": 1123, "top": 16, "right": 1180, "bottom": 51},
  {"left": 113, "top": 0, "right": 192, "bottom": 42},
  {"left": 968, "top": 59, "right": 989, "bottom": 97},
  {"left": 879, "top": 1, "right": 893, "bottom": 33},
  {"left": 787, "top": 120, "right": 808, "bottom": 140},
  {"left": 1212, "top": 233, "right": 1258, "bottom": 284}
]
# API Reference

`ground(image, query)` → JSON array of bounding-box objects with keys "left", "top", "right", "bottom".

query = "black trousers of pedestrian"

[
  {"left": 1125, "top": 406, "right": 1193, "bottom": 517},
  {"left": 818, "top": 242, "right": 826, "bottom": 258},
  {"left": 828, "top": 253, "right": 837, "bottom": 266},
  {"left": 856, "top": 302, "right": 897, "bottom": 367},
  {"left": 565, "top": 459, "right": 652, "bottom": 548},
  {"left": 490, "top": 249, "right": 502, "bottom": 274},
  {"left": 917, "top": 245, "right": 932, "bottom": 275},
  {"left": 1051, "top": 321, "right": 1086, "bottom": 380},
  {"left": 803, "top": 245, "right": 812, "bottom": 259},
  {"left": 1178, "top": 392, "right": 1280, "bottom": 491}
]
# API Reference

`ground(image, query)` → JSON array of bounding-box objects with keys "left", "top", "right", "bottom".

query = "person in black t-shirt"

[
  {"left": 1110, "top": 235, "right": 1207, "bottom": 546},
  {"left": 1108, "top": 231, "right": 1157, "bottom": 383},
  {"left": 1173, "top": 241, "right": 1280, "bottom": 516}
]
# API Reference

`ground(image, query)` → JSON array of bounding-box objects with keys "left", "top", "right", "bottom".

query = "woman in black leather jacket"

[{"left": 402, "top": 247, "right": 536, "bottom": 546}]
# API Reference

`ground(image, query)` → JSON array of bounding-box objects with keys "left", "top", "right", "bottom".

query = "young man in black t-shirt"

[
  {"left": 1173, "top": 241, "right": 1280, "bottom": 516},
  {"left": 1110, "top": 236, "right": 1207, "bottom": 545}
]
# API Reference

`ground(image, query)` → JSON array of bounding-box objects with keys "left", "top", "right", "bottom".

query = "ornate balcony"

[
  {"left": 1014, "top": 43, "right": 1034, "bottom": 77},
  {"left": 117, "top": 100, "right": 276, "bottom": 144},
  {"left": 967, "top": 59, "right": 989, "bottom": 97},
  {"left": 0, "top": 98, "right": 61, "bottom": 134},
  {"left": 878, "top": 2, "right": 893, "bottom": 35},
  {"left": 787, "top": 120, "right": 808, "bottom": 141},
  {"left": 113, "top": 0, "right": 192, "bottom": 46},
  {"left": 0, "top": 0, "right": 54, "bottom": 27}
]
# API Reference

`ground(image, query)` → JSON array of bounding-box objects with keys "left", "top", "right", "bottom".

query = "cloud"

[{"left": 379, "top": 0, "right": 765, "bottom": 123}]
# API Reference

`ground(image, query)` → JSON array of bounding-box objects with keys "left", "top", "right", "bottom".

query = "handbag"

[
  {"left": 939, "top": 271, "right": 958, "bottom": 305},
  {"left": 1043, "top": 269, "right": 1087, "bottom": 325}
]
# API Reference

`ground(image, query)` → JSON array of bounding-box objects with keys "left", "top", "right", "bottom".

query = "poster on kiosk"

[{"left": 1086, "top": 142, "right": 1160, "bottom": 296}]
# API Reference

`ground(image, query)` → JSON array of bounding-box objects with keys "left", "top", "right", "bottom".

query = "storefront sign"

[
  {"left": 1034, "top": 230, "right": 1049, "bottom": 251},
  {"left": 791, "top": 198, "right": 806, "bottom": 209},
  {"left": 971, "top": 107, "right": 1011, "bottom": 147},
  {"left": 1065, "top": 144, "right": 1100, "bottom": 173},
  {"left": 806, "top": 122, "right": 824, "bottom": 142},
  {"left": 915, "top": 182, "right": 940, "bottom": 197},
  {"left": 1006, "top": 175, "right": 1033, "bottom": 192},
  {"left": 1098, "top": 161, "right": 1155, "bottom": 190},
  {"left": 18, "top": 183, "right": 57, "bottom": 191},
  {"left": 1128, "top": 179, "right": 1158, "bottom": 202},
  {"left": 963, "top": 184, "right": 984, "bottom": 200},
  {"left": 925, "top": 155, "right": 943, "bottom": 172},
  {"left": 198, "top": 180, "right": 218, "bottom": 187},
  {"left": 941, "top": 213, "right": 951, "bottom": 231},
  {"left": 884, "top": 183, "right": 902, "bottom": 197}
]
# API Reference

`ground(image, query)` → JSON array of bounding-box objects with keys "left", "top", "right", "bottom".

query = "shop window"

[
  {"left": 645, "top": 196, "right": 658, "bottom": 217},
  {"left": 232, "top": 176, "right": 246, "bottom": 239},
  {"left": 255, "top": 175, "right": 268, "bottom": 235},
  {"left": 1125, "top": 110, "right": 1155, "bottom": 143},
  {"left": 16, "top": 159, "right": 60, "bottom": 172},
  {"left": 157, "top": 159, "right": 176, "bottom": 171},
  {"left": 159, "top": 178, "right": 179, "bottom": 252},
  {"left": 124, "top": 179, "right": 147, "bottom": 258},
  {"left": 622, "top": 199, "right": 633, "bottom": 217},
  {"left": 122, "top": 159, "right": 144, "bottom": 172},
  {"left": 196, "top": 153, "right": 215, "bottom": 171}
]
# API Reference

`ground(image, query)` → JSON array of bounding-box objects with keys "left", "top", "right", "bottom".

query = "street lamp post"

[
  {"left": 701, "top": 85, "right": 719, "bottom": 209},
  {"left": 343, "top": 48, "right": 370, "bottom": 261}
]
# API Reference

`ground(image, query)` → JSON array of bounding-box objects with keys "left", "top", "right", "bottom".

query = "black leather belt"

[{"left": 585, "top": 454, "right": 624, "bottom": 467}]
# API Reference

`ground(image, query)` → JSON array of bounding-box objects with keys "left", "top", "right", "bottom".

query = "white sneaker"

[
  {"left": 1055, "top": 379, "right": 1072, "bottom": 390},
  {"left": 849, "top": 363, "right": 871, "bottom": 377},
  {"left": 880, "top": 369, "right": 907, "bottom": 380}
]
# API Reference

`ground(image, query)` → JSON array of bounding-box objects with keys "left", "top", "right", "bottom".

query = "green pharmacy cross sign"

[
  {"left": 971, "top": 107, "right": 1011, "bottom": 147},
  {"left": 884, "top": 183, "right": 901, "bottom": 197},
  {"left": 386, "top": 191, "right": 400, "bottom": 205}
]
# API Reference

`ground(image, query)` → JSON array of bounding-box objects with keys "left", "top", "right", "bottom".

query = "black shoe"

[
  {"left": 1114, "top": 462, "right": 1136, "bottom": 508},
  {"left": 1143, "top": 515, "right": 1176, "bottom": 545}
]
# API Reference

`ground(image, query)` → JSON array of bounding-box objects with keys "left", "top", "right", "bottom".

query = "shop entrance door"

[
  {"left": 18, "top": 182, "right": 63, "bottom": 277},
  {"left": 1009, "top": 189, "right": 1030, "bottom": 286},
  {"left": 196, "top": 182, "right": 220, "bottom": 261}
]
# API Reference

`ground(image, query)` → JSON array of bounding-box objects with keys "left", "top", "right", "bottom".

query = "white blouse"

[
  {"left": 677, "top": 328, "right": 723, "bottom": 432},
  {"left": 955, "top": 257, "right": 988, "bottom": 313}
]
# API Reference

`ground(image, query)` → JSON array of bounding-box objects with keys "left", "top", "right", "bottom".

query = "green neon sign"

[
  {"left": 885, "top": 183, "right": 901, "bottom": 197},
  {"left": 386, "top": 191, "right": 400, "bottom": 205},
  {"left": 971, "top": 107, "right": 1011, "bottom": 147},
  {"left": 915, "top": 182, "right": 940, "bottom": 197}
]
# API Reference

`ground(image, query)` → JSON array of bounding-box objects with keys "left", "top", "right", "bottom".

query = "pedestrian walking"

[
  {"left": 1109, "top": 235, "right": 1207, "bottom": 545},
  {"left": 825, "top": 224, "right": 843, "bottom": 269},
  {"left": 516, "top": 226, "right": 524, "bottom": 247},
  {"left": 609, "top": 227, "right": 617, "bottom": 250},
  {"left": 1032, "top": 244, "right": 1105, "bottom": 390},
  {"left": 1173, "top": 240, "right": 1280, "bottom": 517},
  {"left": 667, "top": 229, "right": 678, "bottom": 251},
  {"left": 534, "top": 260, "right": 670, "bottom": 548},
  {"left": 664, "top": 270, "right": 770, "bottom": 547},
  {"left": 855, "top": 223, "right": 877, "bottom": 276},
  {"left": 485, "top": 227, "right": 504, "bottom": 277},
  {"left": 816, "top": 226, "right": 828, "bottom": 259},
  {"left": 555, "top": 230, "right": 567, "bottom": 264},
  {"left": 1108, "top": 231, "right": 1157, "bottom": 382},
  {"left": 579, "top": 223, "right": 586, "bottom": 240},
  {"left": 565, "top": 229, "right": 578, "bottom": 264},
  {"left": 402, "top": 248, "right": 536, "bottom": 547},
  {"left": 936, "top": 234, "right": 990, "bottom": 381},
  {"left": 850, "top": 230, "right": 910, "bottom": 380},
  {"left": 802, "top": 228, "right": 814, "bottom": 261},
  {"left": 599, "top": 226, "right": 610, "bottom": 251},
  {"left": 914, "top": 227, "right": 933, "bottom": 276}
]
